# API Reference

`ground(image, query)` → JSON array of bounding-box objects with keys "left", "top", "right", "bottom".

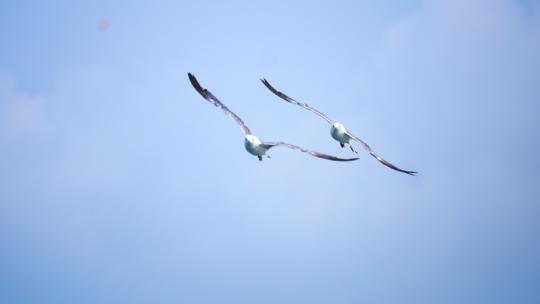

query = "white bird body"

[
  {"left": 244, "top": 135, "right": 268, "bottom": 157},
  {"left": 330, "top": 122, "right": 350, "bottom": 145}
]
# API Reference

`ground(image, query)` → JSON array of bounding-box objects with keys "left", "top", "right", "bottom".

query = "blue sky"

[{"left": 1, "top": 0, "right": 539, "bottom": 303}]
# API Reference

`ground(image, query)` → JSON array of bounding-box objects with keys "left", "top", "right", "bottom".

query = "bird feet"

[
  {"left": 340, "top": 143, "right": 345, "bottom": 148},
  {"left": 258, "top": 155, "right": 263, "bottom": 161}
]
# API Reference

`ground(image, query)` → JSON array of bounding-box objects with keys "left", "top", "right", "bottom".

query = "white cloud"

[
  {"left": 0, "top": 69, "right": 140, "bottom": 199},
  {"left": 0, "top": 74, "right": 51, "bottom": 144},
  {"left": 363, "top": 0, "right": 540, "bottom": 206},
  {"left": 374, "top": 0, "right": 540, "bottom": 75}
]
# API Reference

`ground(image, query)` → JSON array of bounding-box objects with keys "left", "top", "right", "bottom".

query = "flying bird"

[
  {"left": 188, "top": 73, "right": 359, "bottom": 162},
  {"left": 261, "top": 78, "right": 417, "bottom": 175}
]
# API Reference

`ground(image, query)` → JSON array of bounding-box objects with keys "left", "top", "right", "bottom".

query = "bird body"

[
  {"left": 244, "top": 135, "right": 268, "bottom": 157},
  {"left": 330, "top": 122, "right": 350, "bottom": 145}
]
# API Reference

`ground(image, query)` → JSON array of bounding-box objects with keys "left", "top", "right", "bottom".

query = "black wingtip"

[
  {"left": 188, "top": 72, "right": 206, "bottom": 97},
  {"left": 402, "top": 170, "right": 418, "bottom": 176},
  {"left": 261, "top": 78, "right": 273, "bottom": 89},
  {"left": 331, "top": 156, "right": 360, "bottom": 162},
  {"left": 261, "top": 78, "right": 281, "bottom": 97},
  {"left": 187, "top": 72, "right": 198, "bottom": 86},
  {"left": 187, "top": 72, "right": 197, "bottom": 86}
]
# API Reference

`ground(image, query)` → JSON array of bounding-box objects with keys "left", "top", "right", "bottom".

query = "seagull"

[
  {"left": 261, "top": 78, "right": 417, "bottom": 175},
  {"left": 188, "top": 73, "right": 359, "bottom": 162}
]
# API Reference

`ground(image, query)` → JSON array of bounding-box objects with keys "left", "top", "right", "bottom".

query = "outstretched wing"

[
  {"left": 261, "top": 79, "right": 335, "bottom": 125},
  {"left": 346, "top": 131, "right": 417, "bottom": 175},
  {"left": 263, "top": 141, "right": 359, "bottom": 162},
  {"left": 188, "top": 73, "right": 251, "bottom": 135}
]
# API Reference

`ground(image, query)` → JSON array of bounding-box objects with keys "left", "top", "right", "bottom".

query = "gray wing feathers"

[
  {"left": 188, "top": 73, "right": 251, "bottom": 135},
  {"left": 264, "top": 141, "right": 359, "bottom": 162},
  {"left": 346, "top": 132, "right": 417, "bottom": 175},
  {"left": 261, "top": 79, "right": 335, "bottom": 125}
]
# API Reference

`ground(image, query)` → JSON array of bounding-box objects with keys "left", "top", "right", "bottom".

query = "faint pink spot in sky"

[{"left": 98, "top": 18, "right": 110, "bottom": 31}]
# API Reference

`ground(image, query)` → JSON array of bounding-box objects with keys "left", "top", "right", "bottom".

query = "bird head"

[
  {"left": 245, "top": 134, "right": 261, "bottom": 145},
  {"left": 332, "top": 122, "right": 346, "bottom": 132}
]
